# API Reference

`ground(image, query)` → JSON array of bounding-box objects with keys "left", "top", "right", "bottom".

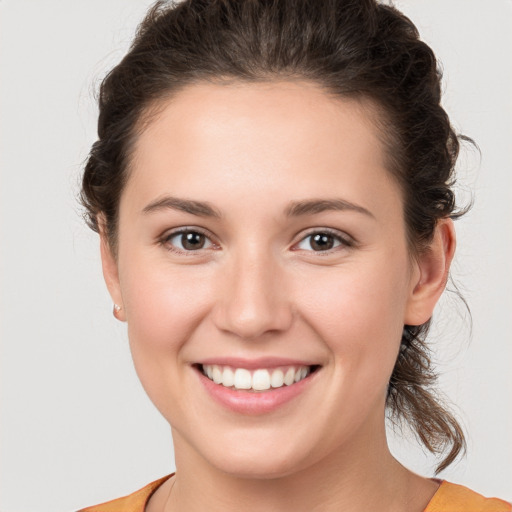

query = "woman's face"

[{"left": 103, "top": 81, "right": 436, "bottom": 477}]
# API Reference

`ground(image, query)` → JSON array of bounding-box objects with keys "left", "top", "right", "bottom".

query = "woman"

[{"left": 78, "top": 0, "right": 511, "bottom": 510}]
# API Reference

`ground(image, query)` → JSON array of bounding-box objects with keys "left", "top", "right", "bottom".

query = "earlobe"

[
  {"left": 404, "top": 218, "right": 456, "bottom": 326},
  {"left": 98, "top": 219, "right": 126, "bottom": 322}
]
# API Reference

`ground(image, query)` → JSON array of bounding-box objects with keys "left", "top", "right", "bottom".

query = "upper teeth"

[{"left": 202, "top": 365, "right": 311, "bottom": 391}]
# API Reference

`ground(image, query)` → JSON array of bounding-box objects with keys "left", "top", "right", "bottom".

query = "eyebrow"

[
  {"left": 142, "top": 196, "right": 223, "bottom": 218},
  {"left": 142, "top": 196, "right": 374, "bottom": 219},
  {"left": 284, "top": 198, "right": 375, "bottom": 219}
]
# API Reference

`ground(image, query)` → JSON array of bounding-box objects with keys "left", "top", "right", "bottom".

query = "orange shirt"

[
  {"left": 77, "top": 474, "right": 511, "bottom": 512},
  {"left": 424, "top": 480, "right": 511, "bottom": 512}
]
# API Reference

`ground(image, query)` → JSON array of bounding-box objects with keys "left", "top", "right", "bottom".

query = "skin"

[{"left": 100, "top": 81, "right": 456, "bottom": 511}]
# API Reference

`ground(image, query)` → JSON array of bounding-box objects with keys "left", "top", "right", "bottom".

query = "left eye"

[{"left": 296, "top": 231, "right": 350, "bottom": 252}]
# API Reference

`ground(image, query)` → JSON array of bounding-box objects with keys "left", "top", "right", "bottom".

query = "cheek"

[
  {"left": 118, "top": 258, "right": 217, "bottom": 420},
  {"left": 297, "top": 259, "right": 409, "bottom": 373},
  {"left": 118, "top": 254, "right": 215, "bottom": 376}
]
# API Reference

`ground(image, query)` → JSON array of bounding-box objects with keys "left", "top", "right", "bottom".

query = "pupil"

[
  {"left": 182, "top": 232, "right": 204, "bottom": 250},
  {"left": 311, "top": 233, "right": 333, "bottom": 251}
]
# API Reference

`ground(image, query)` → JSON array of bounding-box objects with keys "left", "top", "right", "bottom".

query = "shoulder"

[
  {"left": 424, "top": 480, "right": 511, "bottom": 512},
  {"left": 76, "top": 475, "right": 172, "bottom": 512}
]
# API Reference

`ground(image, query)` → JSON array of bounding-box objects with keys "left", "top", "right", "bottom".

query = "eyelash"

[
  {"left": 294, "top": 228, "right": 354, "bottom": 255},
  {"left": 159, "top": 227, "right": 354, "bottom": 256},
  {"left": 159, "top": 227, "right": 217, "bottom": 256}
]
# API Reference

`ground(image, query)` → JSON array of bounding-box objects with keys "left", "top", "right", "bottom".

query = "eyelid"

[
  {"left": 292, "top": 227, "right": 355, "bottom": 254},
  {"left": 159, "top": 226, "right": 219, "bottom": 255}
]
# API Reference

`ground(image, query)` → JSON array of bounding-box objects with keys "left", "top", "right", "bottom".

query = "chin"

[
  {"left": 214, "top": 456, "right": 305, "bottom": 480},
  {"left": 199, "top": 435, "right": 317, "bottom": 480}
]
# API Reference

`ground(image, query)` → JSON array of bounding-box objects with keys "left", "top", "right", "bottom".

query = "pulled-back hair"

[{"left": 82, "top": 0, "right": 468, "bottom": 472}]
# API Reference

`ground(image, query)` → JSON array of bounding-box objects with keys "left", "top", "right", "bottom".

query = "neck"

[{"left": 163, "top": 423, "right": 436, "bottom": 512}]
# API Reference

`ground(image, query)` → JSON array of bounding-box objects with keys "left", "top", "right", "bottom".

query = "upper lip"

[{"left": 194, "top": 357, "right": 321, "bottom": 369}]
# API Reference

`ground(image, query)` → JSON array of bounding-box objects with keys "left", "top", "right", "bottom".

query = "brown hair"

[{"left": 82, "top": 0, "right": 469, "bottom": 472}]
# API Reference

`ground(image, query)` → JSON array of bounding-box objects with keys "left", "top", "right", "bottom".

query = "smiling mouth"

[{"left": 195, "top": 364, "right": 321, "bottom": 392}]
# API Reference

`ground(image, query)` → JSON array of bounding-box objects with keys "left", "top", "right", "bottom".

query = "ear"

[
  {"left": 404, "top": 218, "right": 456, "bottom": 326},
  {"left": 98, "top": 217, "right": 126, "bottom": 322}
]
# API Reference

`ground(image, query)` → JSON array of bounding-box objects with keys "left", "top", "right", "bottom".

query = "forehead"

[
  {"left": 124, "top": 80, "right": 400, "bottom": 219},
  {"left": 134, "top": 80, "right": 384, "bottom": 160}
]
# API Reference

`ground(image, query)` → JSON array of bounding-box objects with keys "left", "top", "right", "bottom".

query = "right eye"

[{"left": 160, "top": 228, "right": 216, "bottom": 254}]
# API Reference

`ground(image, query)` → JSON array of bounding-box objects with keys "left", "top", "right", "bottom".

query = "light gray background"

[{"left": 1, "top": 1, "right": 511, "bottom": 510}]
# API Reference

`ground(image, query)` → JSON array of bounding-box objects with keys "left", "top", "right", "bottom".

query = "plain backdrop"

[{"left": 1, "top": 0, "right": 511, "bottom": 510}]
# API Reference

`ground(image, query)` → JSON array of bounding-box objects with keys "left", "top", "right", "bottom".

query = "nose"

[{"left": 212, "top": 248, "right": 294, "bottom": 340}]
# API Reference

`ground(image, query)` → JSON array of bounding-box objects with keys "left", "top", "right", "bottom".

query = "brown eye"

[
  {"left": 296, "top": 230, "right": 351, "bottom": 253},
  {"left": 163, "top": 229, "right": 214, "bottom": 253},
  {"left": 310, "top": 233, "right": 335, "bottom": 251},
  {"left": 180, "top": 231, "right": 206, "bottom": 250}
]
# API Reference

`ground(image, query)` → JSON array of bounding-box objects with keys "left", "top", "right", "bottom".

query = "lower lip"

[{"left": 195, "top": 367, "right": 319, "bottom": 415}]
